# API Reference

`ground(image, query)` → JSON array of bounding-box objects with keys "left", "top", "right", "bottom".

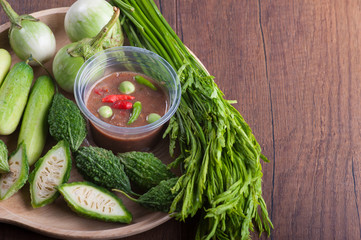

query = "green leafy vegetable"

[
  {"left": 48, "top": 93, "right": 87, "bottom": 152},
  {"left": 112, "top": 0, "right": 273, "bottom": 239},
  {"left": 118, "top": 151, "right": 175, "bottom": 192},
  {"left": 75, "top": 146, "right": 134, "bottom": 195}
]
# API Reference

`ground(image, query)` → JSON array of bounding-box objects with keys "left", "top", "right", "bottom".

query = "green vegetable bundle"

[{"left": 112, "top": 0, "right": 273, "bottom": 239}]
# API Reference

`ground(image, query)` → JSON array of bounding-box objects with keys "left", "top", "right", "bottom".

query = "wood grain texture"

[{"left": 258, "top": 0, "right": 361, "bottom": 239}]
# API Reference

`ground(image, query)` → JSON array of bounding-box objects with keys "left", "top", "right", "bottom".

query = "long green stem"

[
  {"left": 0, "top": 0, "right": 19, "bottom": 26},
  {"left": 91, "top": 7, "right": 120, "bottom": 50},
  {"left": 113, "top": 0, "right": 176, "bottom": 67},
  {"left": 133, "top": 0, "right": 183, "bottom": 67},
  {"left": 145, "top": 0, "right": 209, "bottom": 74},
  {"left": 111, "top": 0, "right": 135, "bottom": 12},
  {"left": 116, "top": 0, "right": 273, "bottom": 238}
]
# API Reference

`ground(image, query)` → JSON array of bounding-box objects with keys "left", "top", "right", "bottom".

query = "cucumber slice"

[
  {"left": 0, "top": 140, "right": 9, "bottom": 173},
  {"left": 58, "top": 182, "right": 132, "bottom": 223},
  {"left": 0, "top": 143, "right": 29, "bottom": 200},
  {"left": 29, "top": 140, "right": 71, "bottom": 208}
]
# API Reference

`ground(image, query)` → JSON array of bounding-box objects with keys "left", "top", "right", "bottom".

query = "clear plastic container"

[{"left": 74, "top": 46, "right": 181, "bottom": 152}]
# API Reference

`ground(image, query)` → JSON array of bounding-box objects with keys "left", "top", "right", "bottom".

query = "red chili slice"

[
  {"left": 94, "top": 88, "right": 109, "bottom": 95},
  {"left": 102, "top": 94, "right": 135, "bottom": 103},
  {"left": 111, "top": 100, "right": 133, "bottom": 109}
]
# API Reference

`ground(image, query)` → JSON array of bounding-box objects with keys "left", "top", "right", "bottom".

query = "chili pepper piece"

[
  {"left": 112, "top": 100, "right": 133, "bottom": 109},
  {"left": 102, "top": 94, "right": 135, "bottom": 103},
  {"left": 94, "top": 88, "right": 109, "bottom": 95},
  {"left": 134, "top": 75, "right": 157, "bottom": 91},
  {"left": 127, "top": 101, "right": 142, "bottom": 125}
]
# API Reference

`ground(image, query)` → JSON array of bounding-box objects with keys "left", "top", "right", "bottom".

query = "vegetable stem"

[
  {"left": 114, "top": 0, "right": 273, "bottom": 238},
  {"left": 91, "top": 7, "right": 120, "bottom": 50},
  {"left": 0, "top": 0, "right": 19, "bottom": 26}
]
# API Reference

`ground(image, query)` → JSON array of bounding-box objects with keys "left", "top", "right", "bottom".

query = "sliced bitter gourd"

[
  {"left": 29, "top": 140, "right": 71, "bottom": 208},
  {"left": 0, "top": 143, "right": 29, "bottom": 200},
  {"left": 58, "top": 182, "right": 132, "bottom": 223},
  {"left": 0, "top": 140, "right": 9, "bottom": 173}
]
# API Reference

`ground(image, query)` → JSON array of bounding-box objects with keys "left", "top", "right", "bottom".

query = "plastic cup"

[{"left": 74, "top": 46, "right": 181, "bottom": 152}]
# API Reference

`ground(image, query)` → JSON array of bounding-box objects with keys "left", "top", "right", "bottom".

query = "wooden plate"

[{"left": 0, "top": 7, "right": 174, "bottom": 239}]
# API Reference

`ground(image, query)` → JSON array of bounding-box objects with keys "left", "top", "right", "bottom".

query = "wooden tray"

[{"left": 0, "top": 7, "right": 173, "bottom": 239}]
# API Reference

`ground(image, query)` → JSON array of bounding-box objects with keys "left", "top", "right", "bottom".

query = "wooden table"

[{"left": 1, "top": 0, "right": 360, "bottom": 239}]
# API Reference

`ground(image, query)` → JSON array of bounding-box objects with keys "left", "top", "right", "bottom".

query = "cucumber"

[
  {"left": 58, "top": 181, "right": 132, "bottom": 223},
  {"left": 0, "top": 61, "right": 33, "bottom": 135},
  {"left": 0, "top": 49, "right": 11, "bottom": 86},
  {"left": 18, "top": 75, "right": 55, "bottom": 165},
  {"left": 29, "top": 140, "right": 71, "bottom": 208},
  {"left": 0, "top": 140, "right": 9, "bottom": 173},
  {"left": 0, "top": 143, "right": 29, "bottom": 200}
]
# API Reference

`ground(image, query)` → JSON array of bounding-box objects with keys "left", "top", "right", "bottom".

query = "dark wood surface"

[{"left": 1, "top": 0, "right": 360, "bottom": 239}]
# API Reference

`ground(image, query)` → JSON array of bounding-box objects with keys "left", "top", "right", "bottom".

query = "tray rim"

[{"left": 0, "top": 6, "right": 172, "bottom": 240}]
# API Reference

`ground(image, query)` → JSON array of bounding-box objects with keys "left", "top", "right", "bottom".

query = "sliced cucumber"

[
  {"left": 29, "top": 140, "right": 71, "bottom": 208},
  {"left": 58, "top": 182, "right": 132, "bottom": 223},
  {"left": 0, "top": 143, "right": 29, "bottom": 200},
  {"left": 0, "top": 140, "right": 9, "bottom": 173}
]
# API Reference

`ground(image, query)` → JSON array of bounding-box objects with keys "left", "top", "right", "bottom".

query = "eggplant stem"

[
  {"left": 27, "top": 55, "right": 58, "bottom": 93},
  {"left": 91, "top": 7, "right": 120, "bottom": 50},
  {"left": 0, "top": 0, "right": 20, "bottom": 25}
]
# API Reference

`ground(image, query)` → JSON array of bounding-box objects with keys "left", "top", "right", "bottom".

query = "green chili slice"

[
  {"left": 127, "top": 101, "right": 142, "bottom": 124},
  {"left": 134, "top": 75, "right": 157, "bottom": 90}
]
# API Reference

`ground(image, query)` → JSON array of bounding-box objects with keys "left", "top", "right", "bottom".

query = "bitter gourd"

[
  {"left": 48, "top": 93, "right": 87, "bottom": 152},
  {"left": 116, "top": 177, "right": 179, "bottom": 213},
  {"left": 0, "top": 143, "right": 29, "bottom": 200},
  {"left": 29, "top": 140, "right": 72, "bottom": 208},
  {"left": 0, "top": 140, "right": 9, "bottom": 173},
  {"left": 118, "top": 151, "right": 175, "bottom": 192},
  {"left": 75, "top": 146, "right": 133, "bottom": 195},
  {"left": 58, "top": 181, "right": 132, "bottom": 223}
]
